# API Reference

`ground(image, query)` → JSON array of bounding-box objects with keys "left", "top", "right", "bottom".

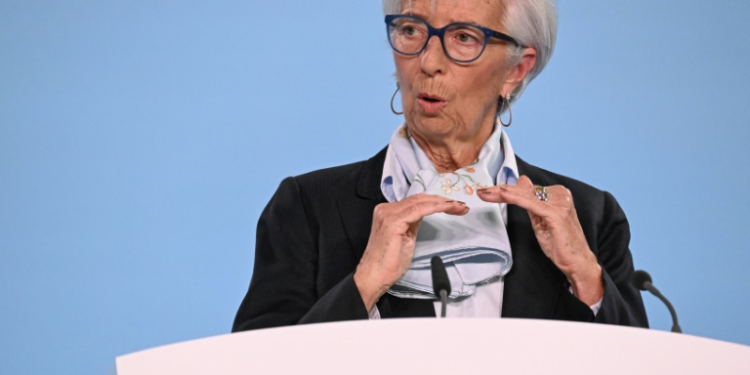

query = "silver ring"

[{"left": 534, "top": 185, "right": 549, "bottom": 202}]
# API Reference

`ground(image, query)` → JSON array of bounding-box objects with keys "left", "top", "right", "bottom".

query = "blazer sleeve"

[
  {"left": 553, "top": 191, "right": 649, "bottom": 327},
  {"left": 591, "top": 191, "right": 649, "bottom": 327},
  {"left": 232, "top": 177, "right": 369, "bottom": 332}
]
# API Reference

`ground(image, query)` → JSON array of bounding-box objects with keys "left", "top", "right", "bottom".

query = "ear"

[{"left": 501, "top": 47, "right": 537, "bottom": 96}]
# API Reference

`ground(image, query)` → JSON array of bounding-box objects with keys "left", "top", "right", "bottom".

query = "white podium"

[{"left": 116, "top": 319, "right": 750, "bottom": 374}]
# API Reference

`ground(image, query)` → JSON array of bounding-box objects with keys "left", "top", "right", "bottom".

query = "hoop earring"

[
  {"left": 499, "top": 95, "right": 512, "bottom": 127},
  {"left": 390, "top": 83, "right": 404, "bottom": 115}
]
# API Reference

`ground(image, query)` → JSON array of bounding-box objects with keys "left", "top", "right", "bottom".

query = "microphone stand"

[
  {"left": 644, "top": 281, "right": 682, "bottom": 333},
  {"left": 439, "top": 290, "right": 447, "bottom": 318}
]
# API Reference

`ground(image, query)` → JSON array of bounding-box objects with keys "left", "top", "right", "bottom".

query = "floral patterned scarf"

[{"left": 381, "top": 122, "right": 518, "bottom": 300}]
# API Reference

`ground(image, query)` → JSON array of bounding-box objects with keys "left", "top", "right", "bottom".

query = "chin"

[{"left": 408, "top": 114, "right": 457, "bottom": 138}]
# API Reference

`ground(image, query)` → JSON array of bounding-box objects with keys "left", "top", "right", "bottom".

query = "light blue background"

[{"left": 2, "top": 1, "right": 749, "bottom": 374}]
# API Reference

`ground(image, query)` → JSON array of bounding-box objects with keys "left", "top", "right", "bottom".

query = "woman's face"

[{"left": 394, "top": 0, "right": 531, "bottom": 142}]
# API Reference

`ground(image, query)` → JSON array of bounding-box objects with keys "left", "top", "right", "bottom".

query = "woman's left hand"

[{"left": 477, "top": 176, "right": 604, "bottom": 305}]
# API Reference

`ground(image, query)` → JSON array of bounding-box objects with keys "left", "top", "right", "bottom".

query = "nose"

[{"left": 420, "top": 34, "right": 447, "bottom": 76}]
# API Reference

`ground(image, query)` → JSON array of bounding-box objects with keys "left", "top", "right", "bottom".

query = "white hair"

[{"left": 382, "top": 0, "right": 558, "bottom": 106}]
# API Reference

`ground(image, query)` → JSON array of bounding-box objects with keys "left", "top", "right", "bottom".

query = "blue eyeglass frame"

[{"left": 385, "top": 14, "right": 523, "bottom": 63}]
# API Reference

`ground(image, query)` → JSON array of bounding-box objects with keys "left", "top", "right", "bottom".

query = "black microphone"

[
  {"left": 431, "top": 256, "right": 451, "bottom": 318},
  {"left": 631, "top": 270, "right": 682, "bottom": 333}
]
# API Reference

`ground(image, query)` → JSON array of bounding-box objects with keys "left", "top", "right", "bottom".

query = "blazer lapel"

[
  {"left": 337, "top": 147, "right": 435, "bottom": 318},
  {"left": 501, "top": 157, "right": 566, "bottom": 319},
  {"left": 337, "top": 147, "right": 387, "bottom": 263}
]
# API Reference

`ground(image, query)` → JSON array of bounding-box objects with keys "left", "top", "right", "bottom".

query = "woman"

[{"left": 233, "top": 0, "right": 647, "bottom": 330}]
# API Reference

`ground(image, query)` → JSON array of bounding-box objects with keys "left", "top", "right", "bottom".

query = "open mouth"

[
  {"left": 418, "top": 93, "right": 445, "bottom": 103},
  {"left": 417, "top": 93, "right": 447, "bottom": 113}
]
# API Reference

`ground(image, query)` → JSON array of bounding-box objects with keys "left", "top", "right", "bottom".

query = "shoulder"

[
  {"left": 272, "top": 146, "right": 387, "bottom": 207},
  {"left": 293, "top": 159, "right": 368, "bottom": 192},
  {"left": 295, "top": 147, "right": 384, "bottom": 192}
]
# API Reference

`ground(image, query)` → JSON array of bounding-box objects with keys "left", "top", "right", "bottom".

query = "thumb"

[
  {"left": 517, "top": 175, "right": 534, "bottom": 187},
  {"left": 407, "top": 220, "right": 423, "bottom": 239}
]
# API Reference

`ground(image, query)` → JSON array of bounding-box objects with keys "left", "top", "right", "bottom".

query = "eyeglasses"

[{"left": 385, "top": 15, "right": 522, "bottom": 63}]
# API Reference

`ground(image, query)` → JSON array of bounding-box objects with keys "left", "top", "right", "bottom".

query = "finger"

[
  {"left": 397, "top": 194, "right": 470, "bottom": 224},
  {"left": 475, "top": 185, "right": 509, "bottom": 203},
  {"left": 475, "top": 175, "right": 536, "bottom": 203},
  {"left": 475, "top": 182, "right": 535, "bottom": 204},
  {"left": 516, "top": 176, "right": 575, "bottom": 212},
  {"left": 476, "top": 180, "right": 552, "bottom": 218},
  {"left": 517, "top": 175, "right": 534, "bottom": 187},
  {"left": 544, "top": 185, "right": 574, "bottom": 207},
  {"left": 518, "top": 177, "right": 574, "bottom": 209},
  {"left": 493, "top": 186, "right": 552, "bottom": 218}
]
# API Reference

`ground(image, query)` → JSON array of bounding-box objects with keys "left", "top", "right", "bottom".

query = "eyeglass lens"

[{"left": 388, "top": 17, "right": 487, "bottom": 62}]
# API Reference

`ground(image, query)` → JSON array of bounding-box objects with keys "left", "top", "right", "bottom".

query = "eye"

[
  {"left": 401, "top": 25, "right": 416, "bottom": 35},
  {"left": 457, "top": 33, "right": 477, "bottom": 43},
  {"left": 397, "top": 21, "right": 425, "bottom": 38},
  {"left": 447, "top": 26, "right": 483, "bottom": 46}
]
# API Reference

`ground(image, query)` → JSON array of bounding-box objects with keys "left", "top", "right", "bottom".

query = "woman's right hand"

[{"left": 353, "top": 194, "right": 469, "bottom": 311}]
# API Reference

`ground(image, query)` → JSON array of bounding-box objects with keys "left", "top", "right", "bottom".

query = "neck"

[{"left": 410, "top": 123, "right": 494, "bottom": 173}]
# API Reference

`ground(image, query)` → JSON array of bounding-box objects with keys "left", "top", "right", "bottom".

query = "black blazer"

[{"left": 233, "top": 147, "right": 648, "bottom": 331}]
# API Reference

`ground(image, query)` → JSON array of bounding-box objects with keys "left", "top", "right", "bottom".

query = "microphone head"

[
  {"left": 630, "top": 270, "right": 653, "bottom": 291},
  {"left": 430, "top": 256, "right": 451, "bottom": 296}
]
